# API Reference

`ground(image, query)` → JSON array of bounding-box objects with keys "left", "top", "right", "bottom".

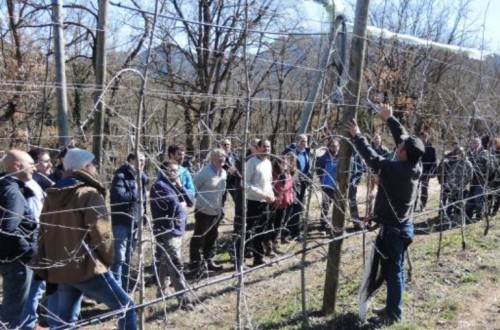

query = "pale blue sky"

[{"left": 300, "top": 0, "right": 500, "bottom": 53}]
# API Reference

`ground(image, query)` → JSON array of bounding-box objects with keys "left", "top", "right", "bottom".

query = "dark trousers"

[
  {"left": 348, "top": 183, "right": 360, "bottom": 220},
  {"left": 418, "top": 175, "right": 431, "bottom": 209},
  {"left": 223, "top": 183, "right": 244, "bottom": 233},
  {"left": 320, "top": 187, "right": 335, "bottom": 228},
  {"left": 189, "top": 211, "right": 221, "bottom": 265},
  {"left": 235, "top": 200, "right": 269, "bottom": 263},
  {"left": 268, "top": 207, "right": 287, "bottom": 243},
  {"left": 286, "top": 203, "right": 302, "bottom": 239}
]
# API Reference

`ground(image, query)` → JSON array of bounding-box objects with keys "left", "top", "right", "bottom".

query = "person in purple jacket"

[{"left": 150, "top": 160, "right": 195, "bottom": 311}]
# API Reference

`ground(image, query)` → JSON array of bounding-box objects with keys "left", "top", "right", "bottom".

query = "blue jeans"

[
  {"left": 53, "top": 271, "right": 136, "bottom": 330},
  {"left": 379, "top": 222, "right": 413, "bottom": 321},
  {"left": 112, "top": 224, "right": 135, "bottom": 290},
  {"left": 0, "top": 260, "right": 33, "bottom": 328},
  {"left": 20, "top": 278, "right": 46, "bottom": 329}
]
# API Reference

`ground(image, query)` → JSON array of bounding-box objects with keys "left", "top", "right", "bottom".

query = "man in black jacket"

[
  {"left": 346, "top": 105, "right": 424, "bottom": 325},
  {"left": 220, "top": 138, "right": 244, "bottom": 235},
  {"left": 110, "top": 153, "right": 148, "bottom": 291},
  {"left": 416, "top": 131, "right": 437, "bottom": 211},
  {"left": 0, "top": 150, "right": 37, "bottom": 328}
]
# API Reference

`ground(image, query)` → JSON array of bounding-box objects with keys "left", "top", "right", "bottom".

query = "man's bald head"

[{"left": 3, "top": 150, "right": 35, "bottom": 182}]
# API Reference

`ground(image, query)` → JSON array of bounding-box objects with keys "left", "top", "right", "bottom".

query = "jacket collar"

[{"left": 61, "top": 169, "right": 106, "bottom": 196}]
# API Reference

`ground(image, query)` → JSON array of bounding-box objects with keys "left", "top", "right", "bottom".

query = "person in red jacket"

[{"left": 266, "top": 158, "right": 294, "bottom": 256}]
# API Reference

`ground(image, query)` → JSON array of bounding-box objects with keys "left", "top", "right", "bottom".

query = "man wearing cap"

[
  {"left": 35, "top": 148, "right": 136, "bottom": 329},
  {"left": 346, "top": 105, "right": 424, "bottom": 326}
]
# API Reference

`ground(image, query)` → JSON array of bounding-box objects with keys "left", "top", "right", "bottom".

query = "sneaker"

[
  {"left": 281, "top": 236, "right": 292, "bottom": 244},
  {"left": 272, "top": 242, "right": 284, "bottom": 255},
  {"left": 252, "top": 258, "right": 266, "bottom": 267},
  {"left": 265, "top": 242, "right": 276, "bottom": 257},
  {"left": 206, "top": 260, "right": 223, "bottom": 272},
  {"left": 179, "top": 297, "right": 196, "bottom": 311},
  {"left": 34, "top": 323, "right": 48, "bottom": 330},
  {"left": 185, "top": 263, "right": 205, "bottom": 280},
  {"left": 156, "top": 288, "right": 169, "bottom": 299},
  {"left": 368, "top": 315, "right": 397, "bottom": 326},
  {"left": 244, "top": 250, "right": 253, "bottom": 258},
  {"left": 81, "top": 296, "right": 98, "bottom": 307},
  {"left": 372, "top": 306, "right": 386, "bottom": 316}
]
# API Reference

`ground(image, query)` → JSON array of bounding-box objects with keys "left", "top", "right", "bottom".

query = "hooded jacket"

[
  {"left": 110, "top": 163, "right": 148, "bottom": 227},
  {"left": 0, "top": 174, "right": 37, "bottom": 263},
  {"left": 35, "top": 170, "right": 114, "bottom": 284}
]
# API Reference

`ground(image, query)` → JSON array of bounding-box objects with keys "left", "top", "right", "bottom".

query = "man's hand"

[
  {"left": 380, "top": 104, "right": 393, "bottom": 122},
  {"left": 345, "top": 119, "right": 361, "bottom": 138},
  {"left": 265, "top": 195, "right": 276, "bottom": 204}
]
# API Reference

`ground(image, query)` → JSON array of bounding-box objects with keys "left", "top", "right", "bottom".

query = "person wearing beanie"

[
  {"left": 34, "top": 148, "right": 137, "bottom": 330},
  {"left": 346, "top": 104, "right": 424, "bottom": 326}
]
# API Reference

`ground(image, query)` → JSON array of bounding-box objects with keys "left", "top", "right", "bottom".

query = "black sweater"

[{"left": 353, "top": 117, "right": 422, "bottom": 227}]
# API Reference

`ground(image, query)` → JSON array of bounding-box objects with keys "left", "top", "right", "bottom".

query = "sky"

[
  {"left": 474, "top": 0, "right": 500, "bottom": 52},
  {"left": 300, "top": 0, "right": 500, "bottom": 53}
]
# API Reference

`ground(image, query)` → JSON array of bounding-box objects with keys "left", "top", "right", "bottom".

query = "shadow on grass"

[
  {"left": 258, "top": 310, "right": 376, "bottom": 330},
  {"left": 414, "top": 216, "right": 453, "bottom": 235}
]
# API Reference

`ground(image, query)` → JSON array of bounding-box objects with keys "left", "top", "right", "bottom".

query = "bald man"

[{"left": 0, "top": 150, "right": 37, "bottom": 328}]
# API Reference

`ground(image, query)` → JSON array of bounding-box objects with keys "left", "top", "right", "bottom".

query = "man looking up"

[
  {"left": 0, "top": 150, "right": 37, "bottom": 328},
  {"left": 346, "top": 104, "right": 424, "bottom": 326}
]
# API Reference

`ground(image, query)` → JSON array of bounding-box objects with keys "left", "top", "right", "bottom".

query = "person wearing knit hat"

[
  {"left": 34, "top": 148, "right": 137, "bottom": 329},
  {"left": 63, "top": 148, "right": 96, "bottom": 172}
]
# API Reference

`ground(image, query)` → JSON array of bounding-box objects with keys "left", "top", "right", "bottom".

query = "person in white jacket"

[{"left": 242, "top": 139, "right": 276, "bottom": 267}]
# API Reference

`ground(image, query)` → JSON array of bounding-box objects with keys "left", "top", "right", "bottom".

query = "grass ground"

[{"left": 34, "top": 179, "right": 500, "bottom": 329}]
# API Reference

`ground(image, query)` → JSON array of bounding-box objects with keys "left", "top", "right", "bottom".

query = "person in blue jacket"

[
  {"left": 150, "top": 160, "right": 195, "bottom": 310},
  {"left": 110, "top": 152, "right": 149, "bottom": 291},
  {"left": 316, "top": 138, "right": 340, "bottom": 233}
]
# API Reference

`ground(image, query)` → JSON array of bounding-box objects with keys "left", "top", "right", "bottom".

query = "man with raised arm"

[{"left": 346, "top": 105, "right": 424, "bottom": 326}]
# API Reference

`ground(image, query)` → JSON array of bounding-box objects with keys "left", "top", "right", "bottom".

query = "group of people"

[
  {"left": 437, "top": 136, "right": 500, "bottom": 226},
  {"left": 1, "top": 148, "right": 137, "bottom": 330},
  {"left": 1, "top": 104, "right": 499, "bottom": 329}
]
